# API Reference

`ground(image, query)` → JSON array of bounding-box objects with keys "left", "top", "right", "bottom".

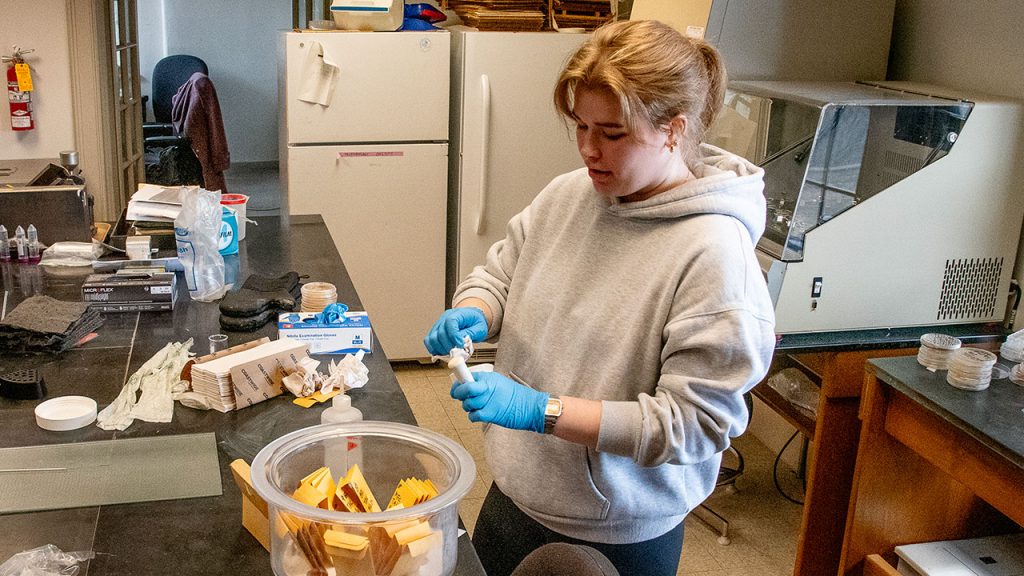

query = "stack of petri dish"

[
  {"left": 301, "top": 282, "right": 338, "bottom": 313},
  {"left": 1000, "top": 336, "right": 1024, "bottom": 363},
  {"left": 1009, "top": 363, "right": 1024, "bottom": 387},
  {"left": 917, "top": 333, "right": 961, "bottom": 371},
  {"left": 946, "top": 347, "right": 998, "bottom": 391}
]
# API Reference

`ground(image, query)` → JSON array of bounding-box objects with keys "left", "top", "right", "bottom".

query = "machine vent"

[
  {"left": 937, "top": 257, "right": 1003, "bottom": 320},
  {"left": 469, "top": 348, "right": 497, "bottom": 364},
  {"left": 881, "top": 150, "right": 924, "bottom": 189}
]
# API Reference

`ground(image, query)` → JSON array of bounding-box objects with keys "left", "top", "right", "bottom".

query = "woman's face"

[{"left": 573, "top": 87, "right": 683, "bottom": 203}]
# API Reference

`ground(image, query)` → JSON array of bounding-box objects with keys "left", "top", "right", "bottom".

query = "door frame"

[{"left": 66, "top": 0, "right": 140, "bottom": 223}]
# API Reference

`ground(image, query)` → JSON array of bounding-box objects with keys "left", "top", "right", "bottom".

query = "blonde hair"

[{"left": 554, "top": 20, "right": 727, "bottom": 160}]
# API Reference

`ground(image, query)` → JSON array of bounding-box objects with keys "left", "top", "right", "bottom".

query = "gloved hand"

[
  {"left": 424, "top": 307, "right": 488, "bottom": 356},
  {"left": 450, "top": 372, "right": 548, "bottom": 433}
]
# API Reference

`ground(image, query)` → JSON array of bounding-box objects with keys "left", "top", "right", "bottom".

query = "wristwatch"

[{"left": 543, "top": 397, "right": 563, "bottom": 434}]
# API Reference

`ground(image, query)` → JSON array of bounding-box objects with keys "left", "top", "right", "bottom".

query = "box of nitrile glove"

[
  {"left": 81, "top": 272, "right": 177, "bottom": 312},
  {"left": 277, "top": 311, "right": 372, "bottom": 355}
]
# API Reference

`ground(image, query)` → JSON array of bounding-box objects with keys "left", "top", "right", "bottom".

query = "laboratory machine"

[{"left": 707, "top": 81, "right": 1024, "bottom": 334}]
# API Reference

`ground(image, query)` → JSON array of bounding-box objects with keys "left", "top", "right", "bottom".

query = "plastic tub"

[
  {"left": 251, "top": 421, "right": 476, "bottom": 576},
  {"left": 220, "top": 194, "right": 249, "bottom": 241}
]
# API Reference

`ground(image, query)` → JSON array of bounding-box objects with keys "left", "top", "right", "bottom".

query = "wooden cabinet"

[
  {"left": 839, "top": 357, "right": 1024, "bottom": 574},
  {"left": 755, "top": 348, "right": 919, "bottom": 576}
]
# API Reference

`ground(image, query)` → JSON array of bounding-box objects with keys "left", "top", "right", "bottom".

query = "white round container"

[
  {"left": 34, "top": 396, "right": 97, "bottom": 431},
  {"left": 251, "top": 421, "right": 476, "bottom": 576}
]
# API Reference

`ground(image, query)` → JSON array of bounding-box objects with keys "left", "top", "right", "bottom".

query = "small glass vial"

[
  {"left": 0, "top": 225, "right": 10, "bottom": 261},
  {"left": 14, "top": 226, "right": 27, "bottom": 263},
  {"left": 26, "top": 224, "right": 40, "bottom": 263}
]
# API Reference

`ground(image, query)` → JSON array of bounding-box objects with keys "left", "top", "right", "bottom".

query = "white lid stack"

[
  {"left": 1009, "top": 363, "right": 1024, "bottom": 387},
  {"left": 917, "top": 333, "right": 962, "bottom": 371},
  {"left": 946, "top": 347, "right": 998, "bottom": 391},
  {"left": 301, "top": 282, "right": 338, "bottom": 313},
  {"left": 999, "top": 334, "right": 1024, "bottom": 363}
]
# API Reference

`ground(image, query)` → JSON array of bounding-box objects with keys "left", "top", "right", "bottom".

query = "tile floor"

[
  {"left": 223, "top": 161, "right": 281, "bottom": 214},
  {"left": 392, "top": 362, "right": 804, "bottom": 576}
]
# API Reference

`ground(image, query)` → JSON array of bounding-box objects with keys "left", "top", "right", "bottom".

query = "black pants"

[{"left": 472, "top": 483, "right": 685, "bottom": 576}]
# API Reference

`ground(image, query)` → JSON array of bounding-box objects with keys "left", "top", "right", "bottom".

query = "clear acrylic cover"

[{"left": 707, "top": 82, "right": 974, "bottom": 261}]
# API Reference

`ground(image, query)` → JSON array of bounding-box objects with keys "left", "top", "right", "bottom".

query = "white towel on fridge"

[{"left": 298, "top": 41, "right": 340, "bottom": 106}]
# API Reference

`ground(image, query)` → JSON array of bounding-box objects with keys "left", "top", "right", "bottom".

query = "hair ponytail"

[{"left": 695, "top": 41, "right": 727, "bottom": 138}]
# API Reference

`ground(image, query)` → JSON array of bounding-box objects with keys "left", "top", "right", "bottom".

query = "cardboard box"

[
  {"left": 82, "top": 272, "right": 177, "bottom": 312},
  {"left": 278, "top": 311, "right": 373, "bottom": 355}
]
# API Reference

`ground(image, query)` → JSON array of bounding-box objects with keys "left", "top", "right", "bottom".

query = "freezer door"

[
  {"left": 283, "top": 31, "right": 450, "bottom": 144},
  {"left": 452, "top": 30, "right": 587, "bottom": 284},
  {"left": 286, "top": 143, "right": 448, "bottom": 360}
]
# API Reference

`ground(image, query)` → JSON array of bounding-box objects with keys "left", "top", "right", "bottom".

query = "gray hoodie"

[{"left": 455, "top": 144, "right": 776, "bottom": 544}]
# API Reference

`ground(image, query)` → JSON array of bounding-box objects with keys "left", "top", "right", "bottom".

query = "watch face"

[{"left": 545, "top": 398, "right": 562, "bottom": 417}]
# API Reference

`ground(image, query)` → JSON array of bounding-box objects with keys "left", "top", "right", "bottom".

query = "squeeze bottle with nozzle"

[
  {"left": 27, "top": 225, "right": 40, "bottom": 262},
  {"left": 0, "top": 225, "right": 9, "bottom": 261},
  {"left": 14, "top": 226, "right": 27, "bottom": 262},
  {"left": 321, "top": 393, "right": 363, "bottom": 475}
]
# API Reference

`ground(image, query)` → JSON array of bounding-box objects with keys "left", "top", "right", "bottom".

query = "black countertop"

[
  {"left": 0, "top": 215, "right": 484, "bottom": 575},
  {"left": 867, "top": 356, "right": 1024, "bottom": 471},
  {"left": 776, "top": 322, "right": 1008, "bottom": 353}
]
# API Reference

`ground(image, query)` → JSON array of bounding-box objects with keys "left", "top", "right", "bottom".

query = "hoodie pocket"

[{"left": 487, "top": 426, "right": 611, "bottom": 521}]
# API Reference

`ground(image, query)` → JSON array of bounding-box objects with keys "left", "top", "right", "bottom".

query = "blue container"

[{"left": 218, "top": 206, "right": 239, "bottom": 256}]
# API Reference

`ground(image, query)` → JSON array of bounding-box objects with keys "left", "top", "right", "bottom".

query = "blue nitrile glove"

[
  {"left": 423, "top": 307, "right": 488, "bottom": 356},
  {"left": 450, "top": 372, "right": 548, "bottom": 433},
  {"left": 315, "top": 302, "right": 349, "bottom": 324}
]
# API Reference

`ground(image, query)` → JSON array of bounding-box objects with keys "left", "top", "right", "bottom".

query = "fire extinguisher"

[{"left": 3, "top": 46, "right": 35, "bottom": 131}]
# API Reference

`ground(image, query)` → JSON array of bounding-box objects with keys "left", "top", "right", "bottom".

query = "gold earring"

[{"left": 668, "top": 141, "right": 677, "bottom": 153}]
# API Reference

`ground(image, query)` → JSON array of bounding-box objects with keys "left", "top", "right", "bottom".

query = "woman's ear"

[{"left": 666, "top": 114, "right": 688, "bottom": 147}]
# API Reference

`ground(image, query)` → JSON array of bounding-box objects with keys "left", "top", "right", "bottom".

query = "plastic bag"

[
  {"left": 766, "top": 367, "right": 819, "bottom": 418},
  {"left": 0, "top": 544, "right": 94, "bottom": 576},
  {"left": 175, "top": 187, "right": 229, "bottom": 302},
  {"left": 38, "top": 241, "right": 110, "bottom": 267}
]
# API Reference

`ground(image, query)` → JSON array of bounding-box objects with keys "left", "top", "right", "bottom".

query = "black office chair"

[
  {"left": 144, "top": 54, "right": 209, "bottom": 126},
  {"left": 143, "top": 55, "right": 208, "bottom": 186},
  {"left": 511, "top": 543, "right": 619, "bottom": 576}
]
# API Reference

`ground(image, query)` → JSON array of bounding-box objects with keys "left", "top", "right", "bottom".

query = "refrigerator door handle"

[{"left": 476, "top": 74, "right": 491, "bottom": 236}]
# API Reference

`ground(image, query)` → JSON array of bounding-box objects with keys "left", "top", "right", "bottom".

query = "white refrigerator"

[
  {"left": 447, "top": 28, "right": 589, "bottom": 310},
  {"left": 281, "top": 30, "right": 450, "bottom": 360}
]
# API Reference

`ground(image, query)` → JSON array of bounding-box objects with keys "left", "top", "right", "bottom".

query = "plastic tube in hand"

[{"left": 448, "top": 346, "right": 474, "bottom": 384}]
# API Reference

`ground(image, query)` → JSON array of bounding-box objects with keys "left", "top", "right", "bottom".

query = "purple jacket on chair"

[{"left": 171, "top": 72, "right": 230, "bottom": 193}]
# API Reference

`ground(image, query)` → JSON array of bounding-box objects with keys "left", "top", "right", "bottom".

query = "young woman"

[{"left": 424, "top": 19, "right": 776, "bottom": 576}]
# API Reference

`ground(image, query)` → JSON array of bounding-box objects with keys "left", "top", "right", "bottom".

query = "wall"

[
  {"left": 137, "top": 0, "right": 166, "bottom": 121},
  {"left": 142, "top": 0, "right": 291, "bottom": 163},
  {"left": 888, "top": 0, "right": 1024, "bottom": 327},
  {"left": 0, "top": 0, "right": 74, "bottom": 160},
  {"left": 888, "top": 1, "right": 1024, "bottom": 98}
]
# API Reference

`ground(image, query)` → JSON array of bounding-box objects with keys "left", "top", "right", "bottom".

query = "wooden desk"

[
  {"left": 759, "top": 327, "right": 1005, "bottom": 576},
  {"left": 839, "top": 356, "right": 1024, "bottom": 574},
  {"left": 0, "top": 215, "right": 485, "bottom": 576},
  {"left": 757, "top": 348, "right": 916, "bottom": 576}
]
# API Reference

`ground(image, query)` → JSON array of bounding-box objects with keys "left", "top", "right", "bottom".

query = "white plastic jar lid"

[{"left": 34, "top": 396, "right": 98, "bottom": 431}]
